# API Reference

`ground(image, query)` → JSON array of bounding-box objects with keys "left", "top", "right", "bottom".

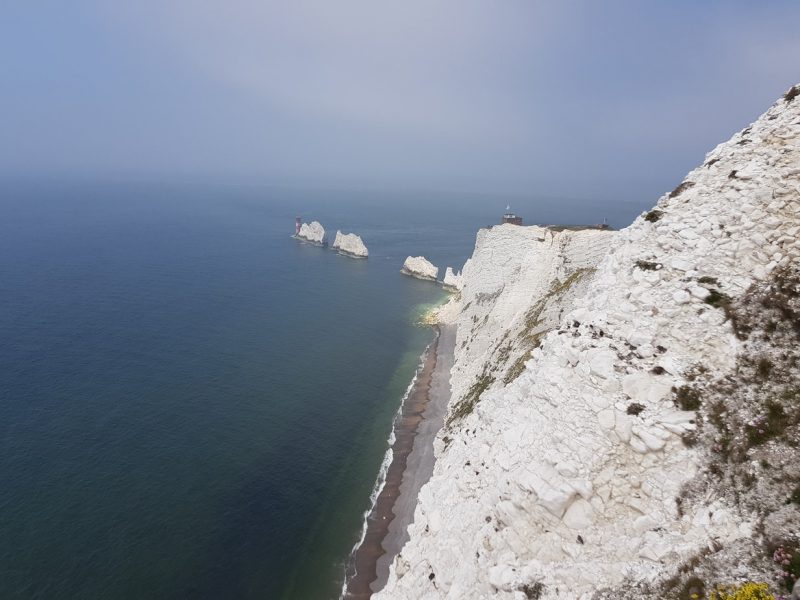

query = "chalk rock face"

[
  {"left": 401, "top": 256, "right": 438, "bottom": 281},
  {"left": 375, "top": 88, "right": 800, "bottom": 599},
  {"left": 442, "top": 267, "right": 464, "bottom": 291},
  {"left": 448, "top": 224, "right": 614, "bottom": 406},
  {"left": 332, "top": 230, "right": 369, "bottom": 258},
  {"left": 296, "top": 221, "right": 325, "bottom": 244}
]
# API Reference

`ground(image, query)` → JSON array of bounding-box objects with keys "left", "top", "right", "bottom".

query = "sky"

[{"left": 2, "top": 1, "right": 799, "bottom": 203}]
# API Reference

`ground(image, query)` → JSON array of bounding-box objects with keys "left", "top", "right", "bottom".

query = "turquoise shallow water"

[{"left": 0, "top": 181, "right": 643, "bottom": 599}]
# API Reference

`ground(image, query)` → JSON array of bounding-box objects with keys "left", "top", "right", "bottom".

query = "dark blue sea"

[{"left": 0, "top": 180, "right": 644, "bottom": 599}]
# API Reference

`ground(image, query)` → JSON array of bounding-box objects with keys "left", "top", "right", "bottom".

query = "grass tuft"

[
  {"left": 644, "top": 210, "right": 663, "bottom": 222},
  {"left": 626, "top": 402, "right": 645, "bottom": 416},
  {"left": 745, "top": 400, "right": 787, "bottom": 446},
  {"left": 669, "top": 181, "right": 696, "bottom": 199},
  {"left": 504, "top": 353, "right": 530, "bottom": 384},
  {"left": 519, "top": 582, "right": 544, "bottom": 600},
  {"left": 675, "top": 386, "right": 702, "bottom": 411},
  {"left": 448, "top": 371, "right": 495, "bottom": 424},
  {"left": 635, "top": 260, "right": 662, "bottom": 271}
]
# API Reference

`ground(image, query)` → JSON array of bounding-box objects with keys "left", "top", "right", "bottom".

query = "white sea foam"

[{"left": 338, "top": 343, "right": 431, "bottom": 599}]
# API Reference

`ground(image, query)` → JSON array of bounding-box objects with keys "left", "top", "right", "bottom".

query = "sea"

[{"left": 0, "top": 180, "right": 644, "bottom": 599}]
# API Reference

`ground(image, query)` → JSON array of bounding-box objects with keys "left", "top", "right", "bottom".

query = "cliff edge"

[{"left": 376, "top": 85, "right": 800, "bottom": 599}]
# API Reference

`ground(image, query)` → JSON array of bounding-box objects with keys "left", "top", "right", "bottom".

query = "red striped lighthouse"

[{"left": 295, "top": 216, "right": 302, "bottom": 236}]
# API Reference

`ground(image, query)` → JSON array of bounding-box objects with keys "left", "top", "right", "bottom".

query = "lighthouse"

[{"left": 295, "top": 216, "right": 302, "bottom": 236}]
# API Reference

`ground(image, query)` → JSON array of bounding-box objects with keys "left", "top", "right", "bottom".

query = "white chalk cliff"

[
  {"left": 446, "top": 224, "right": 615, "bottom": 417},
  {"left": 332, "top": 230, "right": 369, "bottom": 258},
  {"left": 376, "top": 86, "right": 800, "bottom": 598},
  {"left": 442, "top": 267, "right": 464, "bottom": 292},
  {"left": 402, "top": 256, "right": 439, "bottom": 281},
  {"left": 296, "top": 221, "right": 325, "bottom": 245}
]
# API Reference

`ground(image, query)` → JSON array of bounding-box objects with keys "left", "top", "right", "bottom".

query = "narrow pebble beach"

[{"left": 344, "top": 324, "right": 456, "bottom": 598}]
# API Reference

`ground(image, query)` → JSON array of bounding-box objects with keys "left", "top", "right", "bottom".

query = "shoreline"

[
  {"left": 335, "top": 249, "right": 368, "bottom": 259},
  {"left": 400, "top": 268, "right": 438, "bottom": 282},
  {"left": 291, "top": 234, "right": 327, "bottom": 247},
  {"left": 342, "top": 324, "right": 455, "bottom": 599}
]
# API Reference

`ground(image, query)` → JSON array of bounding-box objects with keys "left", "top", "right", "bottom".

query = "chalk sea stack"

[
  {"left": 442, "top": 267, "right": 464, "bottom": 292},
  {"left": 296, "top": 221, "right": 326, "bottom": 245},
  {"left": 401, "top": 256, "right": 438, "bottom": 281},
  {"left": 332, "top": 230, "right": 369, "bottom": 258}
]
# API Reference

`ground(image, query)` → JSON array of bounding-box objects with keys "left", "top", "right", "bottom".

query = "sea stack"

[
  {"left": 296, "top": 221, "right": 326, "bottom": 245},
  {"left": 442, "top": 267, "right": 464, "bottom": 292},
  {"left": 332, "top": 231, "right": 369, "bottom": 258},
  {"left": 401, "top": 256, "right": 438, "bottom": 281}
]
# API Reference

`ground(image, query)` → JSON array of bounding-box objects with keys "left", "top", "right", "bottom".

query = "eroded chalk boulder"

[
  {"left": 332, "top": 230, "right": 369, "bottom": 258},
  {"left": 401, "top": 256, "right": 438, "bottom": 281},
  {"left": 296, "top": 221, "right": 325, "bottom": 245}
]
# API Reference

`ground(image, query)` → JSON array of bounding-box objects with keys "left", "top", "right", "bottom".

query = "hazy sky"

[{"left": 2, "top": 1, "right": 799, "bottom": 202}]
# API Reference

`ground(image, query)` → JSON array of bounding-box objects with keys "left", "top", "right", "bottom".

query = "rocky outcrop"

[
  {"left": 442, "top": 267, "right": 464, "bottom": 292},
  {"left": 401, "top": 256, "right": 438, "bottom": 281},
  {"left": 296, "top": 221, "right": 325, "bottom": 245},
  {"left": 376, "top": 85, "right": 800, "bottom": 599},
  {"left": 332, "top": 230, "right": 369, "bottom": 258}
]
